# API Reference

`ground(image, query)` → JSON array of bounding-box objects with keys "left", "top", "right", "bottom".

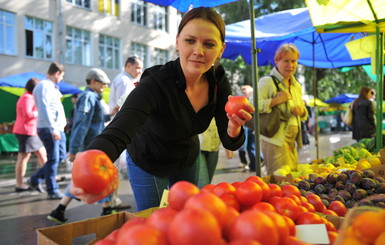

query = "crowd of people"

[{"left": 9, "top": 6, "right": 376, "bottom": 225}]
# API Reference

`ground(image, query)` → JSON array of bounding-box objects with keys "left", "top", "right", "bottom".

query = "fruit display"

[
  {"left": 95, "top": 177, "right": 339, "bottom": 245},
  {"left": 295, "top": 169, "right": 385, "bottom": 210}
]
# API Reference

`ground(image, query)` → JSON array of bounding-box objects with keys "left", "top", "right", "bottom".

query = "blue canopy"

[
  {"left": 325, "top": 93, "right": 358, "bottom": 104},
  {"left": 0, "top": 72, "right": 81, "bottom": 95},
  {"left": 223, "top": 8, "right": 371, "bottom": 68},
  {"left": 143, "top": 0, "right": 238, "bottom": 13}
]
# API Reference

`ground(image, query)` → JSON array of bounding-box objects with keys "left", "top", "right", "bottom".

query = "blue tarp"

[
  {"left": 143, "top": 0, "right": 238, "bottom": 13},
  {"left": 325, "top": 93, "right": 358, "bottom": 104},
  {"left": 0, "top": 72, "right": 81, "bottom": 95},
  {"left": 223, "top": 8, "right": 372, "bottom": 68}
]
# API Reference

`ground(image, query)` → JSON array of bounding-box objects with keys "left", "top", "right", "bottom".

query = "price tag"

[{"left": 159, "top": 189, "right": 169, "bottom": 208}]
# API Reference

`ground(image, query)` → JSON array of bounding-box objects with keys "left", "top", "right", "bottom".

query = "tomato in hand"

[
  {"left": 72, "top": 149, "right": 118, "bottom": 202},
  {"left": 225, "top": 96, "right": 249, "bottom": 118}
]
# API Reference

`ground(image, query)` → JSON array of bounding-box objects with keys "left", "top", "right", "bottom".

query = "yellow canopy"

[
  {"left": 308, "top": 98, "right": 329, "bottom": 107},
  {"left": 305, "top": 0, "right": 385, "bottom": 33}
]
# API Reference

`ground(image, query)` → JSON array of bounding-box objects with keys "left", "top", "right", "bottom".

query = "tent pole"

[
  {"left": 312, "top": 32, "right": 320, "bottom": 160},
  {"left": 375, "top": 30, "right": 384, "bottom": 152},
  {"left": 248, "top": 0, "right": 261, "bottom": 176}
]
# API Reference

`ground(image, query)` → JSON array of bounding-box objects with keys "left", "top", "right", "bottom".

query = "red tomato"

[
  {"left": 268, "top": 196, "right": 282, "bottom": 206},
  {"left": 327, "top": 231, "right": 338, "bottom": 245},
  {"left": 201, "top": 183, "right": 215, "bottom": 193},
  {"left": 328, "top": 200, "right": 347, "bottom": 217},
  {"left": 235, "top": 181, "right": 263, "bottom": 207},
  {"left": 228, "top": 239, "right": 262, "bottom": 245},
  {"left": 213, "top": 182, "right": 237, "bottom": 196},
  {"left": 305, "top": 194, "right": 326, "bottom": 213},
  {"left": 268, "top": 184, "right": 283, "bottom": 197},
  {"left": 323, "top": 209, "right": 338, "bottom": 216},
  {"left": 225, "top": 96, "right": 249, "bottom": 118},
  {"left": 232, "top": 181, "right": 242, "bottom": 189},
  {"left": 119, "top": 216, "right": 147, "bottom": 232},
  {"left": 116, "top": 223, "right": 168, "bottom": 245},
  {"left": 103, "top": 229, "right": 120, "bottom": 241},
  {"left": 301, "top": 202, "right": 316, "bottom": 213},
  {"left": 223, "top": 206, "right": 241, "bottom": 241},
  {"left": 168, "top": 208, "right": 223, "bottom": 245},
  {"left": 94, "top": 240, "right": 115, "bottom": 245},
  {"left": 146, "top": 207, "right": 178, "bottom": 235},
  {"left": 274, "top": 197, "right": 300, "bottom": 222},
  {"left": 168, "top": 181, "right": 200, "bottom": 211},
  {"left": 72, "top": 150, "right": 119, "bottom": 201},
  {"left": 219, "top": 193, "right": 241, "bottom": 211},
  {"left": 286, "top": 194, "right": 302, "bottom": 205},
  {"left": 285, "top": 236, "right": 311, "bottom": 245},
  {"left": 324, "top": 219, "right": 337, "bottom": 232},
  {"left": 184, "top": 191, "right": 228, "bottom": 228},
  {"left": 246, "top": 176, "right": 271, "bottom": 202},
  {"left": 251, "top": 202, "right": 275, "bottom": 212},
  {"left": 296, "top": 212, "right": 323, "bottom": 225},
  {"left": 264, "top": 211, "right": 290, "bottom": 245},
  {"left": 229, "top": 209, "right": 279, "bottom": 245},
  {"left": 281, "top": 184, "right": 301, "bottom": 197},
  {"left": 282, "top": 216, "right": 296, "bottom": 236}
]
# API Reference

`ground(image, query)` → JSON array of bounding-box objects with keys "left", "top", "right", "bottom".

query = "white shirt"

[{"left": 109, "top": 71, "right": 136, "bottom": 113}]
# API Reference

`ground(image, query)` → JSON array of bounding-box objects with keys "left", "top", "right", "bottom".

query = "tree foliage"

[{"left": 217, "top": 0, "right": 372, "bottom": 101}]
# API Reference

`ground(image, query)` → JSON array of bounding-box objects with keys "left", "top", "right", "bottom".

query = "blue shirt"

[
  {"left": 33, "top": 79, "right": 66, "bottom": 134},
  {"left": 69, "top": 87, "right": 110, "bottom": 154}
]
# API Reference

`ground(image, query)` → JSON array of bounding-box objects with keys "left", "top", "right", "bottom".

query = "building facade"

[{"left": 0, "top": 0, "right": 180, "bottom": 87}]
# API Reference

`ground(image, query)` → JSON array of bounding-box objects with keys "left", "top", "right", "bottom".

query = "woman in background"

[
  {"left": 13, "top": 78, "right": 47, "bottom": 192},
  {"left": 351, "top": 87, "right": 376, "bottom": 141}
]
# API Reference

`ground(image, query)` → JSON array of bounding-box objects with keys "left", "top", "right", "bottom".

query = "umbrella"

[
  {"left": 143, "top": 0, "right": 239, "bottom": 12},
  {"left": 325, "top": 93, "right": 358, "bottom": 104},
  {"left": 0, "top": 72, "right": 82, "bottom": 95},
  {"left": 305, "top": 0, "right": 384, "bottom": 151},
  {"left": 309, "top": 98, "right": 330, "bottom": 107}
]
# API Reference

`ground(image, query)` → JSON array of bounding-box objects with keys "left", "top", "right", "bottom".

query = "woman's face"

[
  {"left": 275, "top": 51, "right": 298, "bottom": 80},
  {"left": 176, "top": 18, "right": 225, "bottom": 79}
]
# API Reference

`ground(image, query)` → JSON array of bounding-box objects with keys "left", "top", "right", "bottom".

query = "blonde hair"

[{"left": 274, "top": 43, "right": 300, "bottom": 62}]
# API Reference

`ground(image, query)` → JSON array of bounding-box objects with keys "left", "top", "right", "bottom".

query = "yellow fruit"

[
  {"left": 367, "top": 157, "right": 381, "bottom": 167},
  {"left": 356, "top": 161, "right": 371, "bottom": 170}
]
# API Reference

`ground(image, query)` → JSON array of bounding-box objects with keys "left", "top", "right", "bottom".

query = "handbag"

[
  {"left": 342, "top": 104, "right": 353, "bottom": 127},
  {"left": 259, "top": 75, "right": 286, "bottom": 137}
]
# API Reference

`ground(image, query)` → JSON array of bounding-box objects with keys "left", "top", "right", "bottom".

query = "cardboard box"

[
  {"left": 37, "top": 208, "right": 159, "bottom": 245},
  {"left": 368, "top": 163, "right": 385, "bottom": 178}
]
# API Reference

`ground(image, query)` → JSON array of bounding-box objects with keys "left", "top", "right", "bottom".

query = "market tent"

[
  {"left": 325, "top": 93, "right": 358, "bottom": 104},
  {"left": 223, "top": 8, "right": 371, "bottom": 68},
  {"left": 0, "top": 72, "right": 82, "bottom": 95}
]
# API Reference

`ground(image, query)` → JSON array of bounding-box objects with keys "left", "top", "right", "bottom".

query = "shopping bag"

[{"left": 342, "top": 105, "right": 353, "bottom": 127}]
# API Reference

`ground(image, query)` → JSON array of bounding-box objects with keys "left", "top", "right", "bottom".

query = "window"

[
  {"left": 153, "top": 5, "right": 168, "bottom": 32},
  {"left": 99, "top": 34, "right": 120, "bottom": 69},
  {"left": 66, "top": 0, "right": 90, "bottom": 8},
  {"left": 153, "top": 48, "right": 168, "bottom": 65},
  {"left": 65, "top": 26, "right": 91, "bottom": 66},
  {"left": 98, "top": 0, "right": 120, "bottom": 17},
  {"left": 0, "top": 9, "right": 16, "bottom": 55},
  {"left": 25, "top": 16, "right": 53, "bottom": 59},
  {"left": 131, "top": 0, "right": 147, "bottom": 26},
  {"left": 131, "top": 42, "right": 148, "bottom": 68}
]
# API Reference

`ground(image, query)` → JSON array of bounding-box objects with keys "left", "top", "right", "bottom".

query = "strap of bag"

[{"left": 268, "top": 75, "right": 289, "bottom": 122}]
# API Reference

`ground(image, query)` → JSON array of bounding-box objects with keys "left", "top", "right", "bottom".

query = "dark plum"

[
  {"left": 357, "top": 199, "right": 373, "bottom": 206},
  {"left": 300, "top": 188, "right": 307, "bottom": 197},
  {"left": 376, "top": 202, "right": 385, "bottom": 208},
  {"left": 376, "top": 183, "right": 385, "bottom": 194},
  {"left": 374, "top": 176, "right": 385, "bottom": 183},
  {"left": 319, "top": 194, "right": 333, "bottom": 201},
  {"left": 297, "top": 180, "right": 311, "bottom": 190},
  {"left": 345, "top": 199, "right": 356, "bottom": 209},
  {"left": 326, "top": 173, "right": 339, "bottom": 184},
  {"left": 349, "top": 171, "right": 363, "bottom": 185},
  {"left": 344, "top": 183, "right": 357, "bottom": 194},
  {"left": 314, "top": 184, "right": 327, "bottom": 194},
  {"left": 334, "top": 195, "right": 345, "bottom": 203},
  {"left": 361, "top": 178, "right": 377, "bottom": 190},
  {"left": 328, "top": 188, "right": 338, "bottom": 199},
  {"left": 338, "top": 190, "right": 352, "bottom": 201},
  {"left": 337, "top": 173, "right": 349, "bottom": 184},
  {"left": 362, "top": 169, "right": 375, "bottom": 179},
  {"left": 352, "top": 189, "right": 368, "bottom": 200},
  {"left": 309, "top": 173, "right": 319, "bottom": 183},
  {"left": 314, "top": 176, "right": 326, "bottom": 185},
  {"left": 321, "top": 199, "right": 329, "bottom": 207},
  {"left": 324, "top": 183, "right": 334, "bottom": 192},
  {"left": 334, "top": 181, "right": 345, "bottom": 190}
]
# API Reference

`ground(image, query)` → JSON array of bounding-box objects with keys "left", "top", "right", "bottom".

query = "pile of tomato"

[{"left": 95, "top": 176, "right": 344, "bottom": 245}]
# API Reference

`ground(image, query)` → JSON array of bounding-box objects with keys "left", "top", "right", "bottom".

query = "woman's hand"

[
  {"left": 291, "top": 105, "right": 305, "bottom": 117},
  {"left": 275, "top": 91, "right": 292, "bottom": 104},
  {"left": 68, "top": 179, "right": 105, "bottom": 204},
  {"left": 226, "top": 96, "right": 255, "bottom": 138}
]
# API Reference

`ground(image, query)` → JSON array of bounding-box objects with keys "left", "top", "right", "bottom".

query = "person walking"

[
  {"left": 258, "top": 43, "right": 308, "bottom": 176},
  {"left": 108, "top": 56, "right": 143, "bottom": 114},
  {"left": 47, "top": 68, "right": 118, "bottom": 224},
  {"left": 13, "top": 78, "right": 47, "bottom": 192},
  {"left": 70, "top": 7, "right": 254, "bottom": 211},
  {"left": 351, "top": 87, "right": 376, "bottom": 141},
  {"left": 27, "top": 62, "right": 67, "bottom": 199}
]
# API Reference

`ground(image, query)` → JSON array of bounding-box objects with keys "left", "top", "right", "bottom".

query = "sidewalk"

[{"left": 0, "top": 131, "right": 355, "bottom": 244}]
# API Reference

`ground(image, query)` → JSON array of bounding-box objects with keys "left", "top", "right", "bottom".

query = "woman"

[
  {"left": 13, "top": 78, "right": 47, "bottom": 192},
  {"left": 70, "top": 7, "right": 254, "bottom": 211},
  {"left": 352, "top": 87, "right": 376, "bottom": 141},
  {"left": 258, "top": 43, "right": 307, "bottom": 176}
]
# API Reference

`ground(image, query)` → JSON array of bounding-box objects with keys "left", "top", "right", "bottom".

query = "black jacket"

[
  {"left": 352, "top": 99, "right": 375, "bottom": 141},
  {"left": 86, "top": 58, "right": 244, "bottom": 176}
]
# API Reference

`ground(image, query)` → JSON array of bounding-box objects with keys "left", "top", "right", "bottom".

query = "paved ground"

[{"left": 0, "top": 131, "right": 355, "bottom": 245}]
